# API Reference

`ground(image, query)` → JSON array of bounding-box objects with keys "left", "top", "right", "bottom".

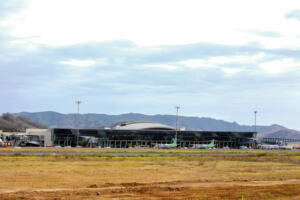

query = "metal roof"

[{"left": 112, "top": 121, "right": 176, "bottom": 130}]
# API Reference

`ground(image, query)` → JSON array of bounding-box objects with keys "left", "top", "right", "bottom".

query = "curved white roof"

[{"left": 112, "top": 121, "right": 175, "bottom": 130}]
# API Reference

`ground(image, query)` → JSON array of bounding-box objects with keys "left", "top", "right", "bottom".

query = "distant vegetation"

[
  {"left": 14, "top": 111, "right": 300, "bottom": 139},
  {"left": 0, "top": 113, "right": 47, "bottom": 132}
]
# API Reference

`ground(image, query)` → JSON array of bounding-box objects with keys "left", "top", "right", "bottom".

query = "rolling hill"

[
  {"left": 14, "top": 111, "right": 300, "bottom": 139},
  {"left": 0, "top": 113, "right": 47, "bottom": 132}
]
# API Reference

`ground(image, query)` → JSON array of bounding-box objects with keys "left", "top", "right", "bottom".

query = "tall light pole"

[
  {"left": 75, "top": 100, "right": 82, "bottom": 146},
  {"left": 175, "top": 106, "right": 180, "bottom": 137},
  {"left": 254, "top": 110, "right": 257, "bottom": 132}
]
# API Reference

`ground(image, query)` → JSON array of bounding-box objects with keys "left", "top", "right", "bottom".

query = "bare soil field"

[{"left": 0, "top": 149, "right": 300, "bottom": 199}]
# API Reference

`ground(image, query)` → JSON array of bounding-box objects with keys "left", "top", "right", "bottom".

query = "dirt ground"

[
  {"left": 1, "top": 150, "right": 300, "bottom": 199},
  {"left": 1, "top": 179, "right": 300, "bottom": 200}
]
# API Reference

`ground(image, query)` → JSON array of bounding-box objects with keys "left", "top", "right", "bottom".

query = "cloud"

[
  {"left": 286, "top": 10, "right": 300, "bottom": 20},
  {"left": 222, "top": 68, "right": 243, "bottom": 76},
  {"left": 0, "top": 1, "right": 26, "bottom": 19},
  {"left": 260, "top": 58, "right": 299, "bottom": 75},
  {"left": 179, "top": 59, "right": 214, "bottom": 69},
  {"left": 243, "top": 30, "right": 283, "bottom": 38},
  {"left": 59, "top": 59, "right": 97, "bottom": 67},
  {"left": 0, "top": 38, "right": 300, "bottom": 129},
  {"left": 140, "top": 64, "right": 178, "bottom": 71},
  {"left": 1, "top": 0, "right": 300, "bottom": 131},
  {"left": 1, "top": 40, "right": 299, "bottom": 95}
]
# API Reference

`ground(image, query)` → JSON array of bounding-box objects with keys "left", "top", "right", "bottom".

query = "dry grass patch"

[{"left": 1, "top": 152, "right": 300, "bottom": 199}]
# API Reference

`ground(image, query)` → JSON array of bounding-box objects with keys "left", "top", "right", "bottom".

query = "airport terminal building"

[{"left": 50, "top": 122, "right": 257, "bottom": 148}]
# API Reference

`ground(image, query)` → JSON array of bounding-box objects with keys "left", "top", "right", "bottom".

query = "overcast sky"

[{"left": 1, "top": 0, "right": 300, "bottom": 129}]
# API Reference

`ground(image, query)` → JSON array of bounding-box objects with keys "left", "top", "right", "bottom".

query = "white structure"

[
  {"left": 289, "top": 142, "right": 300, "bottom": 149},
  {"left": 112, "top": 122, "right": 175, "bottom": 130},
  {"left": 26, "top": 129, "right": 52, "bottom": 147}
]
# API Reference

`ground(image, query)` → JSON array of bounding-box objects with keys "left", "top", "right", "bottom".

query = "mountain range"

[
  {"left": 0, "top": 113, "right": 47, "bottom": 132},
  {"left": 13, "top": 111, "right": 300, "bottom": 139}
]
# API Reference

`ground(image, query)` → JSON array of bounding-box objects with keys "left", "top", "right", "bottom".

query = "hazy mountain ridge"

[
  {"left": 0, "top": 113, "right": 47, "bottom": 132},
  {"left": 14, "top": 111, "right": 300, "bottom": 139}
]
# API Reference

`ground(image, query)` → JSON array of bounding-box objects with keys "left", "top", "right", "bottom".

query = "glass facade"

[{"left": 51, "top": 128, "right": 256, "bottom": 148}]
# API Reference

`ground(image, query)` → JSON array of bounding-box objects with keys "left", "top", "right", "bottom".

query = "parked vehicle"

[{"left": 0, "top": 138, "right": 7, "bottom": 148}]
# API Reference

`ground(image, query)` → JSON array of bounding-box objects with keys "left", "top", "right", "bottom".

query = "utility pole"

[
  {"left": 254, "top": 110, "right": 257, "bottom": 132},
  {"left": 75, "top": 100, "right": 82, "bottom": 147}
]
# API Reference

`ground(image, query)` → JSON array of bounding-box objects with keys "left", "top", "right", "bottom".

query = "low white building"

[{"left": 26, "top": 128, "right": 52, "bottom": 147}]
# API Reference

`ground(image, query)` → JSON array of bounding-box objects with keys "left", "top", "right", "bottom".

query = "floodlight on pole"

[
  {"left": 175, "top": 106, "right": 180, "bottom": 131},
  {"left": 75, "top": 100, "right": 82, "bottom": 146},
  {"left": 175, "top": 106, "right": 180, "bottom": 143},
  {"left": 254, "top": 110, "right": 257, "bottom": 132}
]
